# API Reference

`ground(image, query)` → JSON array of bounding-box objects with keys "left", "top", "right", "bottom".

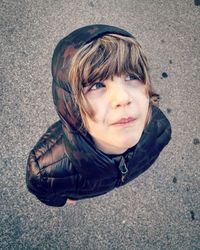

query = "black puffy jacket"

[
  {"left": 26, "top": 105, "right": 171, "bottom": 207},
  {"left": 26, "top": 24, "right": 172, "bottom": 206}
]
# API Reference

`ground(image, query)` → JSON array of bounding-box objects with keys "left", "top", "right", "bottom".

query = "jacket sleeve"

[{"left": 26, "top": 120, "right": 75, "bottom": 207}]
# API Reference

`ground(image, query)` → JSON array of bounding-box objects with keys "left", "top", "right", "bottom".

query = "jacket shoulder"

[
  {"left": 26, "top": 121, "right": 77, "bottom": 206},
  {"left": 28, "top": 121, "right": 72, "bottom": 171}
]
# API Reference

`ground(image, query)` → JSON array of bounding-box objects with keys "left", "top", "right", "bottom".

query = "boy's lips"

[{"left": 111, "top": 117, "right": 136, "bottom": 126}]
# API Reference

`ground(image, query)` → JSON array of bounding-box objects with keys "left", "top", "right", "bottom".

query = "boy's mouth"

[{"left": 111, "top": 117, "right": 136, "bottom": 126}]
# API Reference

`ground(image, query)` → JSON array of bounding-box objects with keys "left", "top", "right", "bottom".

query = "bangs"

[{"left": 74, "top": 34, "right": 148, "bottom": 88}]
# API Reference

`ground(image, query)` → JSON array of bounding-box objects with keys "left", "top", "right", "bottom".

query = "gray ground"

[{"left": 1, "top": 0, "right": 200, "bottom": 249}]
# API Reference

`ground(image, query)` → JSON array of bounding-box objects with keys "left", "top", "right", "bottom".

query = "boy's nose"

[{"left": 109, "top": 77, "right": 132, "bottom": 109}]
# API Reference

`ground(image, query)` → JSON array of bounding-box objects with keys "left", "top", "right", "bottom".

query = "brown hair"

[{"left": 68, "top": 34, "right": 154, "bottom": 129}]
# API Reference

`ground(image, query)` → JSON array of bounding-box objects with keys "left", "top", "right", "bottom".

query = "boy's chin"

[
  {"left": 120, "top": 139, "right": 139, "bottom": 152},
  {"left": 122, "top": 133, "right": 142, "bottom": 147},
  {"left": 108, "top": 139, "right": 140, "bottom": 154},
  {"left": 93, "top": 133, "right": 142, "bottom": 155}
]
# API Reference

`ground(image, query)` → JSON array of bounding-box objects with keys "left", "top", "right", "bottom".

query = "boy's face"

[{"left": 83, "top": 75, "right": 149, "bottom": 154}]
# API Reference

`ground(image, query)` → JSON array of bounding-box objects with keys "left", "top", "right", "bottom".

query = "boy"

[{"left": 26, "top": 24, "right": 171, "bottom": 207}]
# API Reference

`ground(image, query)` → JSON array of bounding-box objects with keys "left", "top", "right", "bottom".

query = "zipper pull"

[{"left": 118, "top": 157, "right": 128, "bottom": 183}]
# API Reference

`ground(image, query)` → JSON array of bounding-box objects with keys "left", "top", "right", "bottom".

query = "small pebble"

[
  {"left": 190, "top": 210, "right": 195, "bottom": 220},
  {"left": 194, "top": 0, "right": 200, "bottom": 6},
  {"left": 167, "top": 108, "right": 172, "bottom": 113},
  {"left": 172, "top": 177, "right": 177, "bottom": 183},
  {"left": 162, "top": 72, "right": 168, "bottom": 78},
  {"left": 193, "top": 138, "right": 200, "bottom": 145},
  {"left": 89, "top": 1, "right": 94, "bottom": 7}
]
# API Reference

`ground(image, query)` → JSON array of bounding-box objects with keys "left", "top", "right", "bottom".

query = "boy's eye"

[
  {"left": 125, "top": 74, "right": 140, "bottom": 81},
  {"left": 90, "top": 82, "right": 105, "bottom": 90}
]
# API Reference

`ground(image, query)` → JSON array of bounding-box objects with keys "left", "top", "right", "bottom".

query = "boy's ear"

[{"left": 150, "top": 93, "right": 160, "bottom": 107}]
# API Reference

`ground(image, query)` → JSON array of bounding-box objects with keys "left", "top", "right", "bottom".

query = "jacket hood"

[{"left": 51, "top": 24, "right": 133, "bottom": 134}]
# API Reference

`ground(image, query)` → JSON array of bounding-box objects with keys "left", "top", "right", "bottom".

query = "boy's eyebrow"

[
  {"left": 83, "top": 81, "right": 96, "bottom": 87},
  {"left": 83, "top": 75, "right": 107, "bottom": 86}
]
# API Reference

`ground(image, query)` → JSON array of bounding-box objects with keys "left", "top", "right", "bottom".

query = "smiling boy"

[{"left": 26, "top": 24, "right": 171, "bottom": 207}]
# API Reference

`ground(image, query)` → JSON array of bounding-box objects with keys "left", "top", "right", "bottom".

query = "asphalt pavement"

[{"left": 1, "top": 0, "right": 200, "bottom": 249}]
